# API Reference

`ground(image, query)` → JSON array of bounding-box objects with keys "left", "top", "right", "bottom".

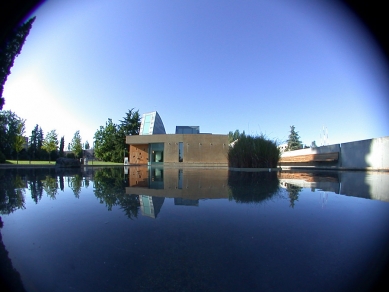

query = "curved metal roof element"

[{"left": 139, "top": 111, "right": 166, "bottom": 135}]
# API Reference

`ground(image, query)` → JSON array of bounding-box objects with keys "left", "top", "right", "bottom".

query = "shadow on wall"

[{"left": 340, "top": 137, "right": 389, "bottom": 169}]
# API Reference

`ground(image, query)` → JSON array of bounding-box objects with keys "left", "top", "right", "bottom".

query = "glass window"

[
  {"left": 179, "top": 142, "right": 183, "bottom": 162},
  {"left": 142, "top": 114, "right": 151, "bottom": 135},
  {"left": 149, "top": 143, "right": 164, "bottom": 163}
]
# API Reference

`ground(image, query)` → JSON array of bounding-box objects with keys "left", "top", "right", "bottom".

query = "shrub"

[
  {"left": 0, "top": 151, "right": 5, "bottom": 163},
  {"left": 228, "top": 134, "right": 280, "bottom": 168},
  {"left": 66, "top": 152, "right": 75, "bottom": 159}
]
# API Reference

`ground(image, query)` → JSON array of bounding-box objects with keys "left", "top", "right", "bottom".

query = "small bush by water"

[{"left": 228, "top": 134, "right": 280, "bottom": 168}]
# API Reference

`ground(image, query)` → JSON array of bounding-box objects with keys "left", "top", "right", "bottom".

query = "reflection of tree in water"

[
  {"left": 27, "top": 168, "right": 56, "bottom": 203},
  {"left": 228, "top": 171, "right": 280, "bottom": 203},
  {"left": 286, "top": 184, "right": 302, "bottom": 208},
  {"left": 117, "top": 194, "right": 140, "bottom": 219},
  {"left": 29, "top": 179, "right": 43, "bottom": 204},
  {"left": 93, "top": 168, "right": 140, "bottom": 219},
  {"left": 59, "top": 175, "right": 64, "bottom": 191},
  {"left": 68, "top": 175, "right": 83, "bottom": 198},
  {"left": 0, "top": 170, "right": 26, "bottom": 215},
  {"left": 42, "top": 176, "right": 58, "bottom": 199},
  {"left": 0, "top": 217, "right": 26, "bottom": 292}
]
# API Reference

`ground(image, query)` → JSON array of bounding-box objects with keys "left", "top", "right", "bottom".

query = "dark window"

[{"left": 179, "top": 142, "right": 183, "bottom": 162}]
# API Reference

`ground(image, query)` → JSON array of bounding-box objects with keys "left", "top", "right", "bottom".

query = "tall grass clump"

[{"left": 228, "top": 133, "right": 280, "bottom": 168}]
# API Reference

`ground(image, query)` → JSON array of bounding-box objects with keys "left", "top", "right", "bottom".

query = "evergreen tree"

[
  {"left": 36, "top": 127, "right": 44, "bottom": 159},
  {"left": 286, "top": 184, "right": 302, "bottom": 208},
  {"left": 70, "top": 130, "right": 82, "bottom": 158},
  {"left": 119, "top": 108, "right": 141, "bottom": 136},
  {"left": 59, "top": 136, "right": 65, "bottom": 157},
  {"left": 84, "top": 140, "right": 90, "bottom": 150},
  {"left": 286, "top": 125, "right": 302, "bottom": 151},
  {"left": 0, "top": 17, "right": 36, "bottom": 109},
  {"left": 28, "top": 124, "right": 38, "bottom": 160}
]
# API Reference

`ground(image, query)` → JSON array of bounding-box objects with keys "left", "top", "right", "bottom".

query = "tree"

[
  {"left": 0, "top": 110, "right": 25, "bottom": 160},
  {"left": 42, "top": 130, "right": 58, "bottom": 163},
  {"left": 70, "top": 130, "right": 82, "bottom": 158},
  {"left": 28, "top": 124, "right": 41, "bottom": 160},
  {"left": 119, "top": 108, "right": 141, "bottom": 136},
  {"left": 0, "top": 17, "right": 36, "bottom": 110},
  {"left": 118, "top": 109, "right": 141, "bottom": 158},
  {"left": 59, "top": 136, "right": 65, "bottom": 157},
  {"left": 84, "top": 140, "right": 90, "bottom": 150},
  {"left": 286, "top": 125, "right": 302, "bottom": 151},
  {"left": 94, "top": 119, "right": 121, "bottom": 162},
  {"left": 94, "top": 109, "right": 141, "bottom": 163},
  {"left": 14, "top": 120, "right": 25, "bottom": 164}
]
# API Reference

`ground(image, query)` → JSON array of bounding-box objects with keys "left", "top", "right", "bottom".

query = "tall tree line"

[{"left": 0, "top": 110, "right": 71, "bottom": 163}]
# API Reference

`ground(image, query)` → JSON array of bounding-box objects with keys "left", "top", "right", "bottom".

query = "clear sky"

[{"left": 3, "top": 0, "right": 389, "bottom": 147}]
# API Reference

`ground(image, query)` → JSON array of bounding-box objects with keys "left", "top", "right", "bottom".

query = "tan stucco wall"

[{"left": 126, "top": 134, "right": 229, "bottom": 165}]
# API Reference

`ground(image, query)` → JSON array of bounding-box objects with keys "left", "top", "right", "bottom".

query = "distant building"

[
  {"left": 278, "top": 143, "right": 288, "bottom": 152},
  {"left": 175, "top": 126, "right": 199, "bottom": 134},
  {"left": 126, "top": 111, "right": 228, "bottom": 166}
]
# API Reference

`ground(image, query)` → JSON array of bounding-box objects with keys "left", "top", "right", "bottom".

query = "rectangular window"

[{"left": 178, "top": 142, "right": 183, "bottom": 162}]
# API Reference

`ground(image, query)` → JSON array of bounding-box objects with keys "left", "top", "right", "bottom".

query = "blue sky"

[{"left": 3, "top": 0, "right": 389, "bottom": 147}]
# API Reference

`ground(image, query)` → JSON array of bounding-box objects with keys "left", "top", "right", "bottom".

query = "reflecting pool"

[{"left": 1, "top": 167, "right": 389, "bottom": 291}]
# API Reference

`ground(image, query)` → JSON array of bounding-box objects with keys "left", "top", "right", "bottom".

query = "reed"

[{"left": 228, "top": 133, "right": 280, "bottom": 168}]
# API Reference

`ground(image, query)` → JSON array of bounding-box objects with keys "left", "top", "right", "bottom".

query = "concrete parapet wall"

[
  {"left": 281, "top": 136, "right": 389, "bottom": 170},
  {"left": 340, "top": 136, "right": 389, "bottom": 169},
  {"left": 281, "top": 144, "right": 340, "bottom": 157}
]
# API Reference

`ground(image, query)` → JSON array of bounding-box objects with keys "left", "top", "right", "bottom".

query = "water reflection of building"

[
  {"left": 174, "top": 198, "right": 199, "bottom": 206},
  {"left": 278, "top": 171, "right": 389, "bottom": 202},
  {"left": 278, "top": 172, "right": 340, "bottom": 193},
  {"left": 139, "top": 195, "right": 165, "bottom": 218},
  {"left": 126, "top": 167, "right": 229, "bottom": 201}
]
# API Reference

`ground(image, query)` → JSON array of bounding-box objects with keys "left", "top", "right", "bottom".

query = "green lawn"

[
  {"left": 4, "top": 160, "right": 124, "bottom": 166},
  {"left": 5, "top": 160, "right": 54, "bottom": 165}
]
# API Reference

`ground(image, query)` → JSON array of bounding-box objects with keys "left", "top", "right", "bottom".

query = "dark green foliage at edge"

[{"left": 0, "top": 17, "right": 36, "bottom": 110}]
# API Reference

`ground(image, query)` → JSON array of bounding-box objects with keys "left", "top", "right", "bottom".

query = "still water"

[{"left": 1, "top": 167, "right": 389, "bottom": 291}]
